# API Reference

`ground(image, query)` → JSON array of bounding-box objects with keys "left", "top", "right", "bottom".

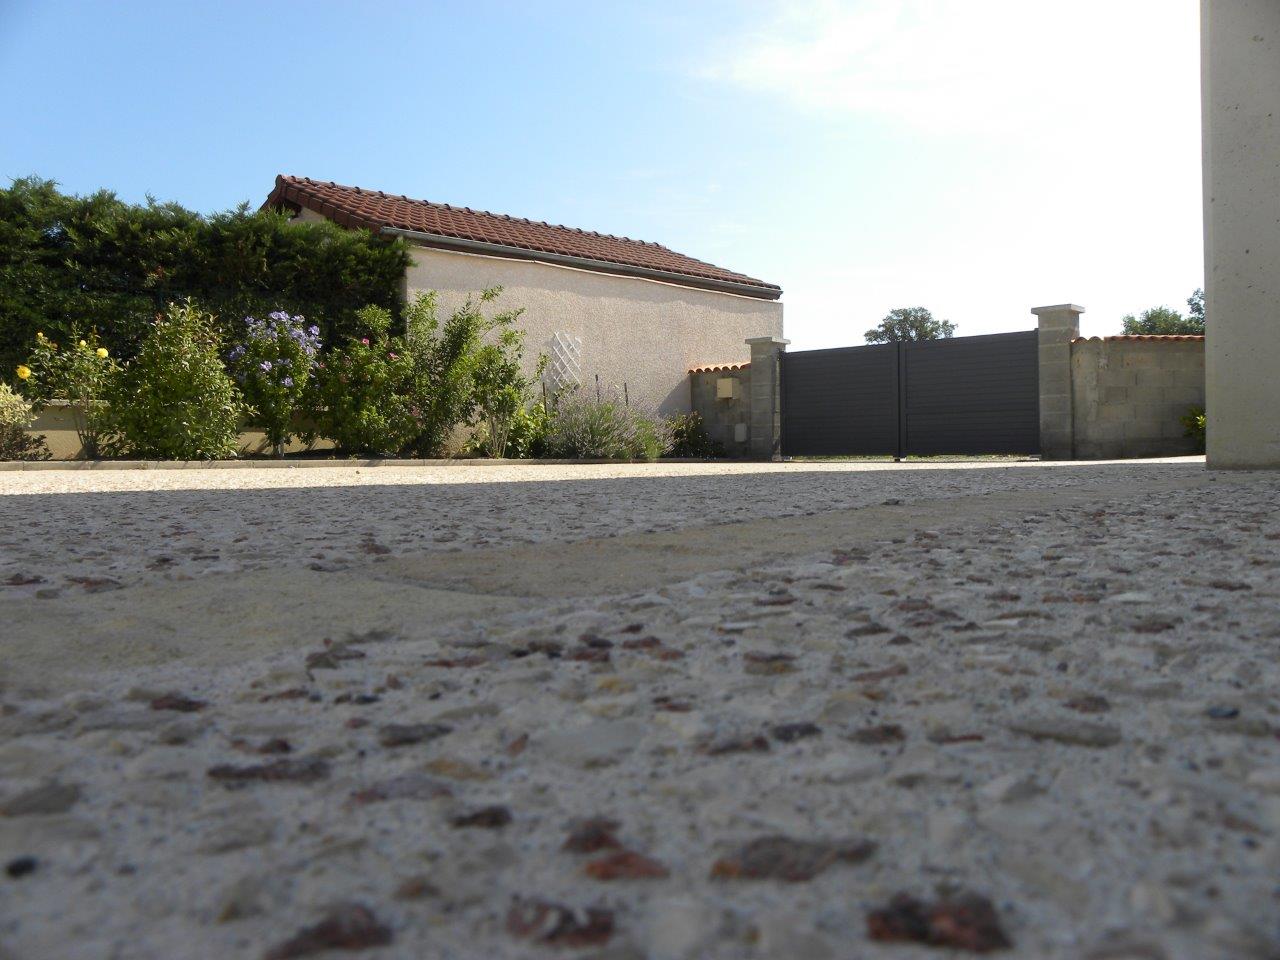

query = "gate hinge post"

[{"left": 746, "top": 336, "right": 791, "bottom": 461}]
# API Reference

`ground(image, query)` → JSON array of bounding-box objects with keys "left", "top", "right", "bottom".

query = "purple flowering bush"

[{"left": 228, "top": 311, "right": 321, "bottom": 456}]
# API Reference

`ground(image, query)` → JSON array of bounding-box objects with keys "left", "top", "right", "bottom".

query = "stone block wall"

[
  {"left": 689, "top": 364, "right": 752, "bottom": 457},
  {"left": 1070, "top": 337, "right": 1205, "bottom": 459}
]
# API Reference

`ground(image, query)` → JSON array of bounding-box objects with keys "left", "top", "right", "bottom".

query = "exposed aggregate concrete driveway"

[{"left": 1, "top": 458, "right": 1278, "bottom": 959}]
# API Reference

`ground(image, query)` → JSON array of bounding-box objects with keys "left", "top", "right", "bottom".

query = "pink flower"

[
  {"left": 361, "top": 338, "right": 370, "bottom": 346},
  {"left": 388, "top": 352, "right": 398, "bottom": 360}
]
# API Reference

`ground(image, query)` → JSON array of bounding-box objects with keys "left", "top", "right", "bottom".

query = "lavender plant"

[
  {"left": 228, "top": 312, "right": 321, "bottom": 457},
  {"left": 545, "top": 391, "right": 673, "bottom": 461}
]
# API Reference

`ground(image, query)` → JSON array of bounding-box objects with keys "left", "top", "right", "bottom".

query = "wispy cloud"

[
  {"left": 698, "top": 0, "right": 1198, "bottom": 141},
  {"left": 691, "top": 0, "right": 1204, "bottom": 345}
]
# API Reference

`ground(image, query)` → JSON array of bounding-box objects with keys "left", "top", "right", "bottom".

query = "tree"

[
  {"left": 1187, "top": 288, "right": 1205, "bottom": 325},
  {"left": 1121, "top": 299, "right": 1205, "bottom": 335},
  {"left": 864, "top": 307, "right": 955, "bottom": 344}
]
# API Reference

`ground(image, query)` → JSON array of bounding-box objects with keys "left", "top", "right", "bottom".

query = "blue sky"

[{"left": 1, "top": 0, "right": 1203, "bottom": 347}]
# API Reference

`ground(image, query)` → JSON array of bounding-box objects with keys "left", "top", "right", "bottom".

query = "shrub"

[
  {"left": 228, "top": 312, "right": 321, "bottom": 456},
  {"left": 504, "top": 400, "right": 553, "bottom": 459},
  {"left": 666, "top": 412, "right": 725, "bottom": 458},
  {"left": 19, "top": 329, "right": 119, "bottom": 457},
  {"left": 1181, "top": 405, "right": 1206, "bottom": 453},
  {"left": 306, "top": 305, "right": 414, "bottom": 455},
  {"left": 545, "top": 392, "right": 673, "bottom": 461},
  {"left": 400, "top": 288, "right": 525, "bottom": 457},
  {"left": 471, "top": 312, "right": 545, "bottom": 458},
  {"left": 0, "top": 177, "right": 411, "bottom": 373},
  {"left": 0, "top": 382, "right": 49, "bottom": 461},
  {"left": 104, "top": 301, "right": 244, "bottom": 459}
]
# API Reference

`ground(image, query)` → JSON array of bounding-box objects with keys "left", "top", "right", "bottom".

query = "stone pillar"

[
  {"left": 1032, "top": 304, "right": 1084, "bottom": 460},
  {"left": 1203, "top": 0, "right": 1280, "bottom": 469},
  {"left": 746, "top": 336, "right": 789, "bottom": 460}
]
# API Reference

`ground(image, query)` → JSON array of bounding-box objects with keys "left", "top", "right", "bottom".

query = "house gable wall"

[{"left": 404, "top": 244, "right": 783, "bottom": 414}]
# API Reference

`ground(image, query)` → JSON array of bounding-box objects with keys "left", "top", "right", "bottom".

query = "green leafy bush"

[
  {"left": 471, "top": 308, "right": 545, "bottom": 458},
  {"left": 503, "top": 400, "right": 553, "bottom": 459},
  {"left": 1181, "top": 405, "right": 1206, "bottom": 453},
  {"left": 0, "top": 177, "right": 410, "bottom": 373},
  {"left": 400, "top": 288, "right": 525, "bottom": 457},
  {"left": 19, "top": 329, "right": 119, "bottom": 457},
  {"left": 0, "top": 382, "right": 49, "bottom": 461},
  {"left": 228, "top": 312, "right": 322, "bottom": 456},
  {"left": 306, "top": 305, "right": 414, "bottom": 456},
  {"left": 545, "top": 392, "right": 673, "bottom": 461},
  {"left": 104, "top": 301, "right": 244, "bottom": 459},
  {"left": 666, "top": 412, "right": 725, "bottom": 458},
  {"left": 308, "top": 289, "right": 535, "bottom": 458}
]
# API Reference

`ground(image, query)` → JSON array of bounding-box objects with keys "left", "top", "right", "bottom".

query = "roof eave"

[{"left": 379, "top": 226, "right": 782, "bottom": 301}]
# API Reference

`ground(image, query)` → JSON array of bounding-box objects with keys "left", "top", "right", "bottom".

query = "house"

[{"left": 263, "top": 175, "right": 783, "bottom": 413}]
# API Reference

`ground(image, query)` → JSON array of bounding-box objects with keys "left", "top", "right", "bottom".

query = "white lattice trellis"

[{"left": 544, "top": 331, "right": 582, "bottom": 393}]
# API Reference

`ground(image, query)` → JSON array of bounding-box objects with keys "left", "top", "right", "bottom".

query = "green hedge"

[{"left": 0, "top": 177, "right": 412, "bottom": 372}]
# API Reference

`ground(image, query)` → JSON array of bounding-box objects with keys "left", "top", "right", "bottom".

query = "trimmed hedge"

[{"left": 0, "top": 177, "right": 411, "bottom": 372}]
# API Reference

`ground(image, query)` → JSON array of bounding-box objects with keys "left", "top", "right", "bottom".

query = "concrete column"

[
  {"left": 1032, "top": 304, "right": 1084, "bottom": 460},
  {"left": 746, "top": 336, "right": 789, "bottom": 460},
  {"left": 1203, "top": 0, "right": 1280, "bottom": 468}
]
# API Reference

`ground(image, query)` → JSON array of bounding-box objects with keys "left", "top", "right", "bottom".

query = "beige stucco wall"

[
  {"left": 403, "top": 245, "right": 783, "bottom": 415},
  {"left": 293, "top": 206, "right": 329, "bottom": 225},
  {"left": 1070, "top": 338, "right": 1205, "bottom": 459}
]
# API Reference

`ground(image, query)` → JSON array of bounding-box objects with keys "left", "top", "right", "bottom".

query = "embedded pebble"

[
  {"left": 1007, "top": 718, "right": 1123, "bottom": 748},
  {"left": 263, "top": 903, "right": 392, "bottom": 959},
  {"left": 709, "top": 835, "right": 876, "bottom": 881},
  {"left": 0, "top": 782, "right": 81, "bottom": 816}
]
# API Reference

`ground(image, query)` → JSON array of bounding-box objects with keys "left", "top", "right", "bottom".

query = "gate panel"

[
  {"left": 902, "top": 331, "right": 1039, "bottom": 455},
  {"left": 781, "top": 344, "right": 898, "bottom": 455}
]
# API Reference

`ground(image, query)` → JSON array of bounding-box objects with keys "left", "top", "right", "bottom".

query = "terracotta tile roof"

[
  {"left": 1073, "top": 335, "right": 1205, "bottom": 343},
  {"left": 690, "top": 362, "right": 750, "bottom": 374},
  {"left": 264, "top": 175, "right": 781, "bottom": 299}
]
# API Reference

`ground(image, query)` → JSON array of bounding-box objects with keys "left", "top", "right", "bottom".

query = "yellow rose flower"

[
  {"left": 79, "top": 340, "right": 87, "bottom": 348},
  {"left": 96, "top": 347, "right": 109, "bottom": 359},
  {"left": 35, "top": 331, "right": 44, "bottom": 340},
  {"left": 16, "top": 365, "right": 31, "bottom": 380}
]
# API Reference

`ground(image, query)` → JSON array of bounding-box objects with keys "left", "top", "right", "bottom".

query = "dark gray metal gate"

[{"left": 780, "top": 331, "right": 1039, "bottom": 457}]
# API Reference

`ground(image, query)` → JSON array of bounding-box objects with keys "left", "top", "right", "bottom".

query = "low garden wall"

[
  {"left": 29, "top": 402, "right": 335, "bottom": 460},
  {"left": 689, "top": 362, "right": 752, "bottom": 457},
  {"left": 1070, "top": 336, "right": 1205, "bottom": 459}
]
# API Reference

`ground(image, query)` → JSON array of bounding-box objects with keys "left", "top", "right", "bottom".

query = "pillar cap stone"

[
  {"left": 1031, "top": 304, "right": 1086, "bottom": 316},
  {"left": 745, "top": 336, "right": 791, "bottom": 345}
]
